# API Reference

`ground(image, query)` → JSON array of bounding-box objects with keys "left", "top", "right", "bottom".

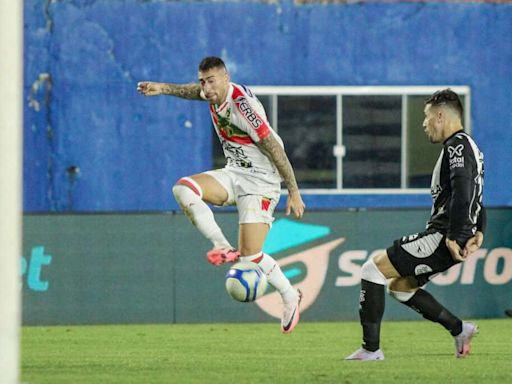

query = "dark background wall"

[{"left": 24, "top": 1, "right": 512, "bottom": 212}]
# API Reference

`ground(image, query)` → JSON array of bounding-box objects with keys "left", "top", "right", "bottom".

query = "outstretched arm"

[
  {"left": 137, "top": 81, "right": 203, "bottom": 100},
  {"left": 256, "top": 135, "right": 305, "bottom": 219}
]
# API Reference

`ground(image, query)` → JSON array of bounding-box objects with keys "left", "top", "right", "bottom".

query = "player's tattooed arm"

[
  {"left": 137, "top": 82, "right": 203, "bottom": 100},
  {"left": 161, "top": 83, "right": 203, "bottom": 100},
  {"left": 256, "top": 134, "right": 305, "bottom": 219},
  {"left": 256, "top": 135, "right": 299, "bottom": 194}
]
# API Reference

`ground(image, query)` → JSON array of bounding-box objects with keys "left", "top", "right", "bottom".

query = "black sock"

[
  {"left": 403, "top": 289, "right": 462, "bottom": 336},
  {"left": 359, "top": 279, "right": 385, "bottom": 352}
]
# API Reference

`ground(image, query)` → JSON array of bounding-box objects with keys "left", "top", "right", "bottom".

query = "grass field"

[{"left": 22, "top": 319, "right": 512, "bottom": 384}]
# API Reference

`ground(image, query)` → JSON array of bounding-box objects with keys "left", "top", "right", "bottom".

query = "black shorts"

[{"left": 387, "top": 229, "right": 459, "bottom": 286}]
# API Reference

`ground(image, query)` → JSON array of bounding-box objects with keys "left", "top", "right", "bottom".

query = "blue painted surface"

[{"left": 24, "top": 1, "right": 512, "bottom": 211}]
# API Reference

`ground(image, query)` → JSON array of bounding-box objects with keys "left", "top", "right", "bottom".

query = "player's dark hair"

[
  {"left": 198, "top": 56, "right": 226, "bottom": 72},
  {"left": 425, "top": 89, "right": 463, "bottom": 118}
]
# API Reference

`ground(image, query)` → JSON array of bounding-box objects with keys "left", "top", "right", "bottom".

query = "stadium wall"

[
  {"left": 22, "top": 208, "right": 512, "bottom": 325},
  {"left": 24, "top": 0, "right": 512, "bottom": 212}
]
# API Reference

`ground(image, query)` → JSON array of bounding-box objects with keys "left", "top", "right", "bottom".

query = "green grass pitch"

[{"left": 22, "top": 319, "right": 512, "bottom": 383}]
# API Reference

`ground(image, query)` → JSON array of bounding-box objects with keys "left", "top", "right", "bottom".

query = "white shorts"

[{"left": 204, "top": 168, "right": 281, "bottom": 226}]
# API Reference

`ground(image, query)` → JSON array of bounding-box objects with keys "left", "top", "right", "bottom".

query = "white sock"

[
  {"left": 172, "top": 181, "right": 231, "bottom": 249},
  {"left": 240, "top": 253, "right": 297, "bottom": 302}
]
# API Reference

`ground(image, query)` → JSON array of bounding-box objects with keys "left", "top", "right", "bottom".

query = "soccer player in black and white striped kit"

[{"left": 346, "top": 89, "right": 485, "bottom": 360}]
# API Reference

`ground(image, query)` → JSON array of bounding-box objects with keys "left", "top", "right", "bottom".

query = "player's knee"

[
  {"left": 388, "top": 278, "right": 418, "bottom": 302},
  {"left": 388, "top": 287, "right": 416, "bottom": 303},
  {"left": 361, "top": 258, "right": 387, "bottom": 285},
  {"left": 388, "top": 289, "right": 416, "bottom": 303},
  {"left": 172, "top": 177, "right": 203, "bottom": 201}
]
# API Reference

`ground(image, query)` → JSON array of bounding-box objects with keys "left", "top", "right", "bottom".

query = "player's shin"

[
  {"left": 240, "top": 253, "right": 296, "bottom": 302},
  {"left": 359, "top": 258, "right": 387, "bottom": 351},
  {"left": 393, "top": 289, "right": 463, "bottom": 336},
  {"left": 172, "top": 182, "right": 231, "bottom": 249},
  {"left": 359, "top": 280, "right": 385, "bottom": 352}
]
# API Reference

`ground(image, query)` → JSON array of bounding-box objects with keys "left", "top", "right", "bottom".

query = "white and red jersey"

[{"left": 207, "top": 83, "right": 283, "bottom": 183}]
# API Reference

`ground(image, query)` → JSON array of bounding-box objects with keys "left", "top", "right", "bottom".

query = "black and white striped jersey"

[{"left": 426, "top": 130, "right": 485, "bottom": 246}]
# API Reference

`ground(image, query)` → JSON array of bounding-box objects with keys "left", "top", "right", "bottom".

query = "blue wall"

[{"left": 24, "top": 0, "right": 512, "bottom": 212}]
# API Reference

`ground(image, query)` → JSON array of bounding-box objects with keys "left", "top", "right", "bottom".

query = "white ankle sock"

[
  {"left": 241, "top": 253, "right": 296, "bottom": 301},
  {"left": 172, "top": 182, "right": 231, "bottom": 249}
]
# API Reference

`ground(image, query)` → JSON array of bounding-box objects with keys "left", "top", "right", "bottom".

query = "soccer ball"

[{"left": 225, "top": 261, "right": 268, "bottom": 302}]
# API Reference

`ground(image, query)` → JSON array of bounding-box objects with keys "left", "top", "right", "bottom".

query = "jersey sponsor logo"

[
  {"left": 449, "top": 156, "right": 465, "bottom": 169},
  {"left": 448, "top": 144, "right": 464, "bottom": 157},
  {"left": 234, "top": 96, "right": 263, "bottom": 129},
  {"left": 448, "top": 144, "right": 465, "bottom": 169}
]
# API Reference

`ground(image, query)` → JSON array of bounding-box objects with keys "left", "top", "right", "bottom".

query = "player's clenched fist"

[{"left": 137, "top": 81, "right": 163, "bottom": 96}]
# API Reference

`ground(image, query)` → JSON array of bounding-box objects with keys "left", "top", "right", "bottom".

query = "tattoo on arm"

[
  {"left": 256, "top": 135, "right": 300, "bottom": 193},
  {"left": 161, "top": 83, "right": 203, "bottom": 100}
]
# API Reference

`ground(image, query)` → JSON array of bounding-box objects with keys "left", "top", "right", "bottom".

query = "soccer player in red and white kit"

[{"left": 137, "top": 56, "right": 305, "bottom": 333}]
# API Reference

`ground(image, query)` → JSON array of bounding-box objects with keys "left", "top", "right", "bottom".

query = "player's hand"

[
  {"left": 463, "top": 231, "right": 484, "bottom": 256},
  {"left": 286, "top": 191, "right": 305, "bottom": 219},
  {"left": 137, "top": 81, "right": 163, "bottom": 96},
  {"left": 446, "top": 237, "right": 465, "bottom": 262}
]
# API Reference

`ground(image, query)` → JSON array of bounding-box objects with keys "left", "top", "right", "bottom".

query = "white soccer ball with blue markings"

[{"left": 225, "top": 261, "right": 268, "bottom": 302}]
